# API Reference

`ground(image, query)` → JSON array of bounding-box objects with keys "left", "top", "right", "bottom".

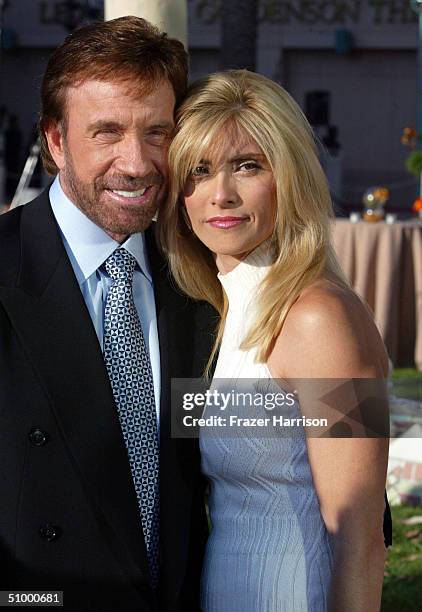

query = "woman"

[{"left": 159, "top": 70, "right": 390, "bottom": 611}]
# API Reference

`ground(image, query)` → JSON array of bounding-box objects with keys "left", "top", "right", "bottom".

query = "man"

[{"left": 0, "top": 17, "right": 214, "bottom": 611}]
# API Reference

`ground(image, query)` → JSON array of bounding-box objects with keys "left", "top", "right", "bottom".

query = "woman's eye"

[
  {"left": 238, "top": 161, "right": 261, "bottom": 172},
  {"left": 148, "top": 131, "right": 170, "bottom": 143},
  {"left": 191, "top": 165, "right": 209, "bottom": 177}
]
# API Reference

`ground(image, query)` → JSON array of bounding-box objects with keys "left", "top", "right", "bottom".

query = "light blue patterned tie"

[{"left": 103, "top": 248, "right": 159, "bottom": 586}]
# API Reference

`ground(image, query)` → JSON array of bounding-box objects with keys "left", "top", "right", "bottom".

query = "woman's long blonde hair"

[{"left": 158, "top": 70, "right": 347, "bottom": 372}]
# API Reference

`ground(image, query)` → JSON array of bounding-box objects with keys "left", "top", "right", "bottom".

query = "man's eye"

[
  {"left": 147, "top": 131, "right": 170, "bottom": 143},
  {"left": 94, "top": 129, "right": 119, "bottom": 137}
]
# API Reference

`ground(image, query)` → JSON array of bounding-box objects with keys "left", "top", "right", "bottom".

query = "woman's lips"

[{"left": 206, "top": 216, "right": 249, "bottom": 229}]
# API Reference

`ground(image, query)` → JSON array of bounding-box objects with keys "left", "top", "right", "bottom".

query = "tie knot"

[{"left": 104, "top": 249, "right": 136, "bottom": 282}]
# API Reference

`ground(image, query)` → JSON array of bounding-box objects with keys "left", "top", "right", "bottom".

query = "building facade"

[{"left": 0, "top": 0, "right": 418, "bottom": 209}]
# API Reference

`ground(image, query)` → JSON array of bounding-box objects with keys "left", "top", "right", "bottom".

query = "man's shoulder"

[
  {"left": 0, "top": 191, "right": 49, "bottom": 238},
  {"left": 0, "top": 202, "right": 24, "bottom": 235},
  {"left": 0, "top": 192, "right": 50, "bottom": 287},
  {"left": 0, "top": 205, "right": 25, "bottom": 286}
]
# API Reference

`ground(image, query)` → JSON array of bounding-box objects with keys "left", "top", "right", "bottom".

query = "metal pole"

[{"left": 104, "top": 0, "right": 187, "bottom": 47}]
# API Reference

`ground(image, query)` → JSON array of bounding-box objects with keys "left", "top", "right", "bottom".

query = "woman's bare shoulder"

[{"left": 267, "top": 278, "right": 389, "bottom": 379}]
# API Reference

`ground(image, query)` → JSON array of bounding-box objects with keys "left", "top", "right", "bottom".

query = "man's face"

[{"left": 46, "top": 78, "right": 175, "bottom": 241}]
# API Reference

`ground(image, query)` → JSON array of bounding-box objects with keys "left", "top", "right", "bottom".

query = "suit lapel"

[{"left": 0, "top": 193, "right": 151, "bottom": 587}]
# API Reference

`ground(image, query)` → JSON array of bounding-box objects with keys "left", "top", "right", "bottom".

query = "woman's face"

[{"left": 183, "top": 129, "right": 277, "bottom": 274}]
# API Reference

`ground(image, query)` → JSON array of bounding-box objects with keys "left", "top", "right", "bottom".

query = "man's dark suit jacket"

[{"left": 0, "top": 191, "right": 216, "bottom": 611}]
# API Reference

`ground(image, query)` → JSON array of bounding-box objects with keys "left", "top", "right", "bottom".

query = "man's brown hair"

[{"left": 39, "top": 16, "right": 188, "bottom": 175}]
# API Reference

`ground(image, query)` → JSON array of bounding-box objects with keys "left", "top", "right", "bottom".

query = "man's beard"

[{"left": 61, "top": 149, "right": 165, "bottom": 238}]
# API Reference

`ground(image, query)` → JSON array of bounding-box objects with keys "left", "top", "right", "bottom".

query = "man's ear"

[{"left": 44, "top": 120, "right": 66, "bottom": 171}]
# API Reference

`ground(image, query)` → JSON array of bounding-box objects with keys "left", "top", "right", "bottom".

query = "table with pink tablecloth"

[{"left": 331, "top": 219, "right": 422, "bottom": 370}]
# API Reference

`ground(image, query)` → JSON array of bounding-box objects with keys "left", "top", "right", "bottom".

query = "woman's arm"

[{"left": 267, "top": 281, "right": 389, "bottom": 612}]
